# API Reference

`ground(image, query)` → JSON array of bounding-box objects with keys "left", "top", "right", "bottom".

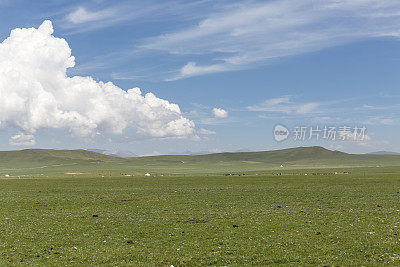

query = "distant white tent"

[
  {"left": 4, "top": 174, "right": 10, "bottom": 177},
  {"left": 145, "top": 173, "right": 151, "bottom": 177}
]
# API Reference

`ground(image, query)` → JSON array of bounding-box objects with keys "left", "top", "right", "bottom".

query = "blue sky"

[{"left": 1, "top": 0, "right": 400, "bottom": 155}]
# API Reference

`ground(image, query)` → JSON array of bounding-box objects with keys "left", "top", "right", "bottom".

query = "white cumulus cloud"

[
  {"left": 212, "top": 108, "right": 228, "bottom": 118},
  {"left": 0, "top": 21, "right": 195, "bottom": 145}
]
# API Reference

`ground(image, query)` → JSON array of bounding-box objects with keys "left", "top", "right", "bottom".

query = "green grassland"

[
  {"left": 1, "top": 146, "right": 400, "bottom": 176},
  {"left": 0, "top": 147, "right": 399, "bottom": 265}
]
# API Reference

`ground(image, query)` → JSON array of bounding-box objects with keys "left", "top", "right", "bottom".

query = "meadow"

[{"left": 1, "top": 166, "right": 400, "bottom": 265}]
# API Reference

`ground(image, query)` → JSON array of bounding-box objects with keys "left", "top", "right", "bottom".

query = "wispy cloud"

[
  {"left": 199, "top": 128, "right": 216, "bottom": 135},
  {"left": 61, "top": 2, "right": 167, "bottom": 34},
  {"left": 247, "top": 95, "right": 322, "bottom": 115},
  {"left": 66, "top": 7, "right": 116, "bottom": 24},
  {"left": 363, "top": 116, "right": 398, "bottom": 126},
  {"left": 61, "top": 0, "right": 209, "bottom": 34},
  {"left": 140, "top": 0, "right": 400, "bottom": 80},
  {"left": 247, "top": 94, "right": 400, "bottom": 127},
  {"left": 166, "top": 62, "right": 236, "bottom": 81}
]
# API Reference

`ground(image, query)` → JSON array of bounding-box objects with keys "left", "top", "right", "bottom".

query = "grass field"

[
  {"left": 1, "top": 147, "right": 400, "bottom": 177},
  {"left": 1, "top": 166, "right": 400, "bottom": 265}
]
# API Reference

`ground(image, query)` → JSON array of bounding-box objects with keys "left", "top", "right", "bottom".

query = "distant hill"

[
  {"left": 165, "top": 148, "right": 251, "bottom": 155},
  {"left": 235, "top": 148, "right": 252, "bottom": 153},
  {"left": 87, "top": 149, "right": 106, "bottom": 154},
  {"left": 132, "top": 146, "right": 347, "bottom": 164},
  {"left": 87, "top": 149, "right": 137, "bottom": 158},
  {"left": 1, "top": 146, "right": 400, "bottom": 175},
  {"left": 106, "top": 150, "right": 138, "bottom": 158},
  {"left": 367, "top": 151, "right": 400, "bottom": 155},
  {"left": 121, "top": 146, "right": 400, "bottom": 173},
  {"left": 0, "top": 149, "right": 118, "bottom": 169},
  {"left": 166, "top": 150, "right": 222, "bottom": 156}
]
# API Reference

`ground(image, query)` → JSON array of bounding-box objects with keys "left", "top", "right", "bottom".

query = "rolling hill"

[
  {"left": 0, "top": 146, "right": 399, "bottom": 175},
  {"left": 122, "top": 146, "right": 400, "bottom": 172},
  {"left": 0, "top": 149, "right": 119, "bottom": 171},
  {"left": 367, "top": 151, "right": 400, "bottom": 155}
]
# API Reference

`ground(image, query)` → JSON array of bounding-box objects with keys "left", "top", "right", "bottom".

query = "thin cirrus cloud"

[
  {"left": 62, "top": 4, "right": 142, "bottom": 33},
  {"left": 247, "top": 95, "right": 321, "bottom": 115},
  {"left": 198, "top": 128, "right": 216, "bottom": 135},
  {"left": 363, "top": 116, "right": 398, "bottom": 126},
  {"left": 62, "top": 1, "right": 208, "bottom": 34},
  {"left": 140, "top": 0, "right": 400, "bottom": 80},
  {"left": 248, "top": 95, "right": 400, "bottom": 126},
  {"left": 0, "top": 21, "right": 195, "bottom": 146},
  {"left": 66, "top": 7, "right": 116, "bottom": 24}
]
